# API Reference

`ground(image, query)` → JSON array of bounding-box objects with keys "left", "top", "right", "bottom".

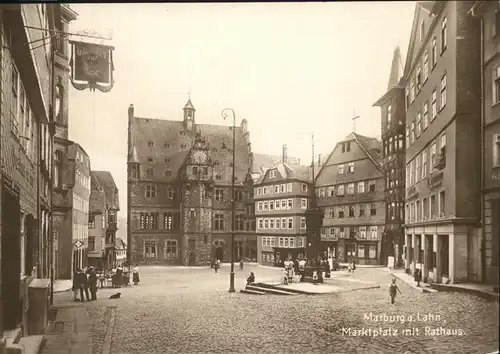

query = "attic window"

[
  {"left": 181, "top": 144, "right": 187, "bottom": 149},
  {"left": 148, "top": 141, "right": 153, "bottom": 148},
  {"left": 147, "top": 168, "right": 153, "bottom": 177},
  {"left": 165, "top": 169, "right": 171, "bottom": 177},
  {"left": 180, "top": 131, "right": 186, "bottom": 136},
  {"left": 269, "top": 169, "right": 277, "bottom": 178},
  {"left": 148, "top": 156, "right": 153, "bottom": 162},
  {"left": 164, "top": 143, "right": 170, "bottom": 148}
]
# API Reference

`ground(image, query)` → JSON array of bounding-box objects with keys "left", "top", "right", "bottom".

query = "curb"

[{"left": 430, "top": 283, "right": 499, "bottom": 302}]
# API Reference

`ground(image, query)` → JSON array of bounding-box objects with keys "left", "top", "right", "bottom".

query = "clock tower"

[
  {"left": 183, "top": 98, "right": 196, "bottom": 132},
  {"left": 180, "top": 133, "right": 214, "bottom": 266}
]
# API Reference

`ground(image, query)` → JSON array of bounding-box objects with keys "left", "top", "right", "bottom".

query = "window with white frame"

[
  {"left": 339, "top": 227, "right": 345, "bottom": 238},
  {"left": 359, "top": 226, "right": 366, "bottom": 239},
  {"left": 416, "top": 64, "right": 422, "bottom": 92},
  {"left": 422, "top": 149, "right": 428, "bottom": 178},
  {"left": 280, "top": 184, "right": 285, "bottom": 193},
  {"left": 347, "top": 162, "right": 355, "bottom": 173},
  {"left": 423, "top": 51, "right": 429, "bottom": 82},
  {"left": 441, "top": 17, "right": 447, "bottom": 52},
  {"left": 337, "top": 184, "right": 345, "bottom": 195},
  {"left": 370, "top": 226, "right": 378, "bottom": 239},
  {"left": 257, "top": 187, "right": 262, "bottom": 195},
  {"left": 494, "top": 134, "right": 500, "bottom": 167},
  {"left": 440, "top": 74, "right": 447, "bottom": 109},
  {"left": 165, "top": 240, "right": 178, "bottom": 259},
  {"left": 410, "top": 121, "right": 415, "bottom": 144},
  {"left": 338, "top": 164, "right": 345, "bottom": 174},
  {"left": 358, "top": 181, "right": 365, "bottom": 193},
  {"left": 319, "top": 187, "right": 325, "bottom": 198},
  {"left": 420, "top": 20, "right": 425, "bottom": 42},
  {"left": 258, "top": 218, "right": 263, "bottom": 229},
  {"left": 269, "top": 169, "right": 277, "bottom": 178},
  {"left": 281, "top": 199, "right": 286, "bottom": 209},
  {"left": 287, "top": 183, "right": 292, "bottom": 192},
  {"left": 269, "top": 200, "right": 274, "bottom": 211},
  {"left": 416, "top": 112, "right": 421, "bottom": 137},
  {"left": 257, "top": 201, "right": 262, "bottom": 211},
  {"left": 406, "top": 127, "right": 410, "bottom": 147},
  {"left": 410, "top": 79, "right": 415, "bottom": 102},
  {"left": 264, "top": 218, "right": 269, "bottom": 229},
  {"left": 387, "top": 104, "right": 392, "bottom": 126},
  {"left": 287, "top": 218, "right": 293, "bottom": 229},
  {"left": 215, "top": 189, "right": 224, "bottom": 201},
  {"left": 328, "top": 208, "right": 335, "bottom": 218},
  {"left": 327, "top": 186, "right": 335, "bottom": 197},
  {"left": 321, "top": 228, "right": 326, "bottom": 236},
  {"left": 275, "top": 217, "right": 280, "bottom": 229},
  {"left": 416, "top": 154, "right": 422, "bottom": 182},
  {"left": 275, "top": 200, "right": 280, "bottom": 210},
  {"left": 440, "top": 133, "right": 447, "bottom": 153},
  {"left": 405, "top": 87, "right": 410, "bottom": 110},
  {"left": 300, "top": 217, "right": 306, "bottom": 229},
  {"left": 494, "top": 66, "right": 500, "bottom": 104},
  {"left": 432, "top": 37, "right": 437, "bottom": 67},
  {"left": 347, "top": 183, "right": 355, "bottom": 194},
  {"left": 431, "top": 89, "right": 437, "bottom": 120},
  {"left": 301, "top": 198, "right": 307, "bottom": 209},
  {"left": 269, "top": 218, "right": 275, "bottom": 229},
  {"left": 263, "top": 187, "right": 268, "bottom": 195},
  {"left": 263, "top": 201, "right": 269, "bottom": 211},
  {"left": 301, "top": 184, "right": 307, "bottom": 192},
  {"left": 287, "top": 199, "right": 293, "bottom": 209},
  {"left": 329, "top": 227, "right": 335, "bottom": 237},
  {"left": 358, "top": 245, "right": 365, "bottom": 258},
  {"left": 144, "top": 241, "right": 156, "bottom": 258},
  {"left": 430, "top": 142, "right": 437, "bottom": 168},
  {"left": 423, "top": 101, "right": 429, "bottom": 129},
  {"left": 281, "top": 218, "right": 287, "bottom": 229},
  {"left": 145, "top": 184, "right": 157, "bottom": 198}
]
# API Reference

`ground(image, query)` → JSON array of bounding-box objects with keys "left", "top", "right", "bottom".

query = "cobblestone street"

[{"left": 50, "top": 265, "right": 499, "bottom": 354}]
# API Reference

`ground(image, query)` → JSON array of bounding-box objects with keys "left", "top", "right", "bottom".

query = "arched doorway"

[{"left": 215, "top": 246, "right": 224, "bottom": 262}]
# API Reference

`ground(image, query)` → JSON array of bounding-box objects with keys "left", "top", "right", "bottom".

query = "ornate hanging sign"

[{"left": 69, "top": 40, "right": 115, "bottom": 92}]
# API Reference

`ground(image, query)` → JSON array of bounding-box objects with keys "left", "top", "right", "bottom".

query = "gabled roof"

[
  {"left": 92, "top": 171, "right": 120, "bottom": 210},
  {"left": 316, "top": 132, "right": 383, "bottom": 181},
  {"left": 254, "top": 161, "right": 312, "bottom": 185},
  {"left": 129, "top": 113, "right": 251, "bottom": 185},
  {"left": 114, "top": 237, "right": 127, "bottom": 250},
  {"left": 252, "top": 153, "right": 300, "bottom": 174},
  {"left": 90, "top": 173, "right": 106, "bottom": 214}
]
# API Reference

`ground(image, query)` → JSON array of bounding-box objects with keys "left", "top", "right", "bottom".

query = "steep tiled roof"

[
  {"left": 92, "top": 171, "right": 120, "bottom": 210},
  {"left": 252, "top": 153, "right": 300, "bottom": 174},
  {"left": 254, "top": 161, "right": 312, "bottom": 185},
  {"left": 350, "top": 132, "right": 383, "bottom": 169},
  {"left": 387, "top": 46, "right": 404, "bottom": 91},
  {"left": 184, "top": 99, "right": 195, "bottom": 110},
  {"left": 89, "top": 173, "right": 106, "bottom": 214},
  {"left": 130, "top": 115, "right": 251, "bottom": 185}
]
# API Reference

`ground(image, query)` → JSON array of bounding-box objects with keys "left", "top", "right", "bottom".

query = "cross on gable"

[{"left": 352, "top": 109, "right": 360, "bottom": 133}]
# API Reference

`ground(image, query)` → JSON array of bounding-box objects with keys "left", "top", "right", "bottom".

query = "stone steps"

[
  {"left": 254, "top": 282, "right": 314, "bottom": 295},
  {"left": 239, "top": 289, "right": 266, "bottom": 295},
  {"left": 245, "top": 284, "right": 297, "bottom": 295}
]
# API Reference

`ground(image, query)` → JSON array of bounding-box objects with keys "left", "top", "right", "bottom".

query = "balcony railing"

[
  {"left": 428, "top": 170, "right": 444, "bottom": 189},
  {"left": 433, "top": 148, "right": 446, "bottom": 170}
]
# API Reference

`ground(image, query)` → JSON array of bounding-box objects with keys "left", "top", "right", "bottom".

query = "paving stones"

[{"left": 50, "top": 266, "right": 499, "bottom": 354}]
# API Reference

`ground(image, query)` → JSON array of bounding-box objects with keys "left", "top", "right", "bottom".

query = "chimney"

[
  {"left": 317, "top": 154, "right": 322, "bottom": 167},
  {"left": 282, "top": 144, "right": 288, "bottom": 164},
  {"left": 128, "top": 104, "right": 134, "bottom": 120}
]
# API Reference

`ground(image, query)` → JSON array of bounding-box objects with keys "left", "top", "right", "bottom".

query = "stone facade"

[
  {"left": 315, "top": 133, "right": 385, "bottom": 265},
  {"left": 470, "top": 0, "right": 500, "bottom": 286},
  {"left": 127, "top": 101, "right": 257, "bottom": 266},
  {"left": 402, "top": 1, "right": 482, "bottom": 284}
]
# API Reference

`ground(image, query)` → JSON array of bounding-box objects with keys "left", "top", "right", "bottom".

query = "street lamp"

[{"left": 221, "top": 108, "right": 236, "bottom": 293}]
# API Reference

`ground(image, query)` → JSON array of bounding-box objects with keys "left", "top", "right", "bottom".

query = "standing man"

[
  {"left": 72, "top": 269, "right": 81, "bottom": 301},
  {"left": 78, "top": 269, "right": 90, "bottom": 302},
  {"left": 88, "top": 267, "right": 98, "bottom": 301}
]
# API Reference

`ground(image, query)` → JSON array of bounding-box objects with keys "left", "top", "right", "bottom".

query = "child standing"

[{"left": 389, "top": 278, "right": 402, "bottom": 304}]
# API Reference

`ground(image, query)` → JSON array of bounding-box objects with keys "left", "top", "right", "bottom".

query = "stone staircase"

[
  {"left": 240, "top": 282, "right": 311, "bottom": 295},
  {"left": 3, "top": 328, "right": 45, "bottom": 354}
]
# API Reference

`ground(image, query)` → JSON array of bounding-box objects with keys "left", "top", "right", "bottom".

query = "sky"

[{"left": 67, "top": 2, "right": 416, "bottom": 216}]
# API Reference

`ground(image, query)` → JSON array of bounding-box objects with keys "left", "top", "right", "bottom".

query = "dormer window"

[
  {"left": 148, "top": 156, "right": 153, "bottom": 162},
  {"left": 269, "top": 169, "right": 277, "bottom": 178},
  {"left": 148, "top": 141, "right": 154, "bottom": 148}
]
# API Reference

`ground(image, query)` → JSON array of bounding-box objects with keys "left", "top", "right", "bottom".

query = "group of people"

[
  {"left": 72, "top": 267, "right": 98, "bottom": 302},
  {"left": 72, "top": 265, "right": 141, "bottom": 302}
]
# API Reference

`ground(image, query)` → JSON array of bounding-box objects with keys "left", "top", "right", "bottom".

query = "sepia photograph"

[{"left": 0, "top": 1, "right": 498, "bottom": 353}]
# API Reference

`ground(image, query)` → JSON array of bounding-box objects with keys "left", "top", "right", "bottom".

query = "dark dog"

[{"left": 109, "top": 292, "right": 121, "bottom": 299}]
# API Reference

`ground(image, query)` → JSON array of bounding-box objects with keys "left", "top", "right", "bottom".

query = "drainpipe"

[{"left": 479, "top": 15, "right": 485, "bottom": 284}]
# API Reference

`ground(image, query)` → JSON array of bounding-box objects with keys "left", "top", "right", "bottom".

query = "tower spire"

[
  {"left": 311, "top": 133, "right": 315, "bottom": 183},
  {"left": 352, "top": 109, "right": 360, "bottom": 133}
]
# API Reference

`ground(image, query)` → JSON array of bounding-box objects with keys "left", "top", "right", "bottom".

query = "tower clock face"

[{"left": 192, "top": 150, "right": 207, "bottom": 164}]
